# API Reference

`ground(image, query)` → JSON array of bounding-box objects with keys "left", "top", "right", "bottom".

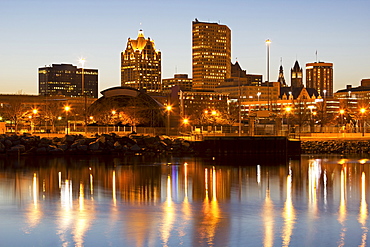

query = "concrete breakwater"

[
  {"left": 301, "top": 140, "right": 370, "bottom": 154},
  {"left": 0, "top": 133, "right": 193, "bottom": 156}
]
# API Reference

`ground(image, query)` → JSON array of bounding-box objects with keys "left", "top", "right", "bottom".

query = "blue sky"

[{"left": 1, "top": 0, "right": 369, "bottom": 95}]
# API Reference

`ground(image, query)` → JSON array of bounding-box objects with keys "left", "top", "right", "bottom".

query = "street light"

[
  {"left": 182, "top": 118, "right": 189, "bottom": 136},
  {"left": 64, "top": 105, "right": 71, "bottom": 135},
  {"left": 79, "top": 58, "right": 87, "bottom": 134},
  {"left": 166, "top": 105, "right": 172, "bottom": 136},
  {"left": 360, "top": 108, "right": 366, "bottom": 136},
  {"left": 339, "top": 109, "right": 345, "bottom": 129},
  {"left": 257, "top": 92, "right": 261, "bottom": 110},
  {"left": 265, "top": 39, "right": 271, "bottom": 111},
  {"left": 285, "top": 106, "right": 292, "bottom": 136},
  {"left": 308, "top": 105, "right": 315, "bottom": 133},
  {"left": 111, "top": 110, "right": 117, "bottom": 132}
]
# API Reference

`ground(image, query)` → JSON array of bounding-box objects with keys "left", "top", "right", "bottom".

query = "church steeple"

[
  {"left": 277, "top": 59, "right": 287, "bottom": 86},
  {"left": 291, "top": 60, "right": 303, "bottom": 88}
]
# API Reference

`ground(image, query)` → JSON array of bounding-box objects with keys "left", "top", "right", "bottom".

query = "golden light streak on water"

[
  {"left": 338, "top": 167, "right": 347, "bottom": 247},
  {"left": 205, "top": 168, "right": 209, "bottom": 200},
  {"left": 281, "top": 174, "right": 296, "bottom": 247},
  {"left": 90, "top": 174, "right": 93, "bottom": 195},
  {"left": 57, "top": 179, "right": 73, "bottom": 247},
  {"left": 160, "top": 175, "right": 175, "bottom": 247},
  {"left": 263, "top": 189, "right": 274, "bottom": 247},
  {"left": 199, "top": 167, "right": 220, "bottom": 246},
  {"left": 358, "top": 171, "right": 368, "bottom": 247},
  {"left": 179, "top": 163, "right": 191, "bottom": 246},
  {"left": 73, "top": 183, "right": 87, "bottom": 247},
  {"left": 58, "top": 171, "right": 61, "bottom": 188},
  {"left": 184, "top": 163, "right": 188, "bottom": 199},
  {"left": 112, "top": 170, "right": 116, "bottom": 206},
  {"left": 212, "top": 166, "right": 217, "bottom": 201},
  {"left": 24, "top": 173, "right": 42, "bottom": 233},
  {"left": 308, "top": 160, "right": 320, "bottom": 218}
]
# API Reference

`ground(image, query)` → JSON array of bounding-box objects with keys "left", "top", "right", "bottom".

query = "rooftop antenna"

[
  {"left": 280, "top": 57, "right": 283, "bottom": 66},
  {"left": 315, "top": 50, "right": 318, "bottom": 62}
]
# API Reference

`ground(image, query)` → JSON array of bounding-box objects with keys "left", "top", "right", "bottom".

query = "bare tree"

[{"left": 0, "top": 96, "right": 27, "bottom": 132}]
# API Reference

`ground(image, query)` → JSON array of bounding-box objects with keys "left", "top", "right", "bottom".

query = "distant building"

[
  {"left": 215, "top": 61, "right": 264, "bottom": 99},
  {"left": 38, "top": 64, "right": 98, "bottom": 98},
  {"left": 306, "top": 61, "right": 333, "bottom": 97},
  {"left": 335, "top": 79, "right": 370, "bottom": 100},
  {"left": 291, "top": 60, "right": 303, "bottom": 88},
  {"left": 171, "top": 88, "right": 229, "bottom": 119},
  {"left": 192, "top": 19, "right": 231, "bottom": 90},
  {"left": 162, "top": 74, "right": 192, "bottom": 94},
  {"left": 121, "top": 30, "right": 162, "bottom": 93}
]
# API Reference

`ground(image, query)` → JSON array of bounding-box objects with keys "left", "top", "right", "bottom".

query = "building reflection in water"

[
  {"left": 262, "top": 168, "right": 274, "bottom": 247},
  {"left": 338, "top": 165, "right": 347, "bottom": 246},
  {"left": 281, "top": 168, "right": 296, "bottom": 247},
  {"left": 24, "top": 173, "right": 42, "bottom": 233},
  {"left": 359, "top": 171, "right": 368, "bottom": 247},
  {"left": 2, "top": 156, "right": 370, "bottom": 246}
]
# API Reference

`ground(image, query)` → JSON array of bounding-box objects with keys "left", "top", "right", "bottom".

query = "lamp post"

[
  {"left": 339, "top": 109, "right": 345, "bottom": 130},
  {"left": 285, "top": 106, "right": 292, "bottom": 137},
  {"left": 64, "top": 105, "right": 71, "bottom": 135},
  {"left": 166, "top": 105, "right": 172, "bottom": 136},
  {"left": 111, "top": 110, "right": 116, "bottom": 132},
  {"left": 32, "top": 109, "right": 38, "bottom": 133},
  {"left": 257, "top": 92, "right": 261, "bottom": 110},
  {"left": 308, "top": 105, "right": 315, "bottom": 133},
  {"left": 79, "top": 58, "right": 87, "bottom": 134},
  {"left": 361, "top": 108, "right": 366, "bottom": 136},
  {"left": 211, "top": 110, "right": 217, "bottom": 135},
  {"left": 182, "top": 118, "right": 189, "bottom": 138},
  {"left": 265, "top": 39, "right": 271, "bottom": 111}
]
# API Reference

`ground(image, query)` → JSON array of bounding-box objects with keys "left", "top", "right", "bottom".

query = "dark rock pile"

[
  {"left": 302, "top": 140, "right": 370, "bottom": 154},
  {"left": 0, "top": 133, "right": 194, "bottom": 156}
]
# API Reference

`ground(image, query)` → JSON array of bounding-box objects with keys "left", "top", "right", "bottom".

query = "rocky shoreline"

[
  {"left": 1, "top": 133, "right": 369, "bottom": 156},
  {"left": 301, "top": 140, "right": 370, "bottom": 154},
  {"left": 0, "top": 133, "right": 194, "bottom": 156}
]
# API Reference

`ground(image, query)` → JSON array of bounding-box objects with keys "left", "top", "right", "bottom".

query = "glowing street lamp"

[
  {"left": 360, "top": 108, "right": 366, "bottom": 136},
  {"left": 339, "top": 109, "right": 345, "bottom": 127},
  {"left": 166, "top": 105, "right": 172, "bottom": 136},
  {"left": 64, "top": 105, "right": 71, "bottom": 135}
]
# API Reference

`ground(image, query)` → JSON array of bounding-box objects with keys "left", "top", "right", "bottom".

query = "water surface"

[{"left": 0, "top": 155, "right": 369, "bottom": 246}]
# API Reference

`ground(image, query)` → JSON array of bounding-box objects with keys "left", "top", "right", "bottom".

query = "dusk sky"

[{"left": 1, "top": 0, "right": 369, "bottom": 96}]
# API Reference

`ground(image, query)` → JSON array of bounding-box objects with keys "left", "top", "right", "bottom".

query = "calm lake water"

[{"left": 0, "top": 154, "right": 369, "bottom": 247}]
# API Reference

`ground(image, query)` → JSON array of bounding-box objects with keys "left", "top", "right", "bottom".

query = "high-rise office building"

[
  {"left": 192, "top": 19, "right": 231, "bottom": 90},
  {"left": 121, "top": 30, "right": 162, "bottom": 93},
  {"left": 38, "top": 64, "right": 98, "bottom": 98},
  {"left": 291, "top": 60, "right": 303, "bottom": 88},
  {"left": 306, "top": 61, "right": 333, "bottom": 97}
]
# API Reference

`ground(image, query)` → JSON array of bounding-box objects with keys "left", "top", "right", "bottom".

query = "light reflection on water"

[{"left": 0, "top": 155, "right": 370, "bottom": 246}]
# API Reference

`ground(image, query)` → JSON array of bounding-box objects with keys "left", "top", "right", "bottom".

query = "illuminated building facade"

[
  {"left": 291, "top": 60, "right": 303, "bottom": 88},
  {"left": 38, "top": 64, "right": 98, "bottom": 98},
  {"left": 192, "top": 19, "right": 231, "bottom": 90},
  {"left": 162, "top": 74, "right": 192, "bottom": 93},
  {"left": 121, "top": 30, "right": 162, "bottom": 93},
  {"left": 306, "top": 62, "right": 333, "bottom": 97}
]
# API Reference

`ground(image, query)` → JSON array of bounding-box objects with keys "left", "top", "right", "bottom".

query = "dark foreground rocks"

[
  {"left": 0, "top": 133, "right": 194, "bottom": 156},
  {"left": 302, "top": 140, "right": 370, "bottom": 154}
]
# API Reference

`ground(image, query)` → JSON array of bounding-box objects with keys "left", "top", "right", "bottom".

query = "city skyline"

[{"left": 1, "top": 0, "right": 369, "bottom": 96}]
